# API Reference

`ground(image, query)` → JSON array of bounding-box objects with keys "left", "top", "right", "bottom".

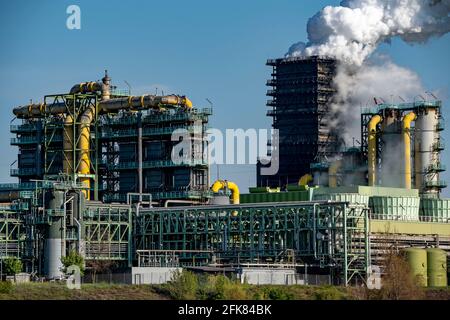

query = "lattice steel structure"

[
  {"left": 135, "top": 201, "right": 369, "bottom": 285},
  {"left": 0, "top": 181, "right": 133, "bottom": 275},
  {"left": 10, "top": 80, "right": 212, "bottom": 205},
  {"left": 99, "top": 107, "right": 211, "bottom": 204},
  {"left": 258, "top": 56, "right": 341, "bottom": 187}
]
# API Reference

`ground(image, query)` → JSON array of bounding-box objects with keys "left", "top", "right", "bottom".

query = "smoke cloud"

[
  {"left": 287, "top": 0, "right": 450, "bottom": 66},
  {"left": 286, "top": 0, "right": 450, "bottom": 145}
]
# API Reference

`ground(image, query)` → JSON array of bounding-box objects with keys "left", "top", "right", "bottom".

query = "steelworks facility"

[{"left": 0, "top": 56, "right": 448, "bottom": 287}]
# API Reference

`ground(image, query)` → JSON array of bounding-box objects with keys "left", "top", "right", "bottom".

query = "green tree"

[
  {"left": 166, "top": 270, "right": 198, "bottom": 299},
  {"left": 61, "top": 250, "right": 85, "bottom": 276},
  {"left": 3, "top": 257, "right": 22, "bottom": 276}
]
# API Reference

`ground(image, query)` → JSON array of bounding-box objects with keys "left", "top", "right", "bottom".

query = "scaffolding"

[{"left": 258, "top": 56, "right": 341, "bottom": 188}]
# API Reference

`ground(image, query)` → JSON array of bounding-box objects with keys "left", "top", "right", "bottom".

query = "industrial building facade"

[
  {"left": 257, "top": 56, "right": 341, "bottom": 187},
  {"left": 9, "top": 72, "right": 211, "bottom": 205},
  {"left": 0, "top": 67, "right": 448, "bottom": 287}
]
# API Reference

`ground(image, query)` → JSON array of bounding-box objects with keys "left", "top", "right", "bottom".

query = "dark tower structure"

[{"left": 257, "top": 56, "right": 340, "bottom": 187}]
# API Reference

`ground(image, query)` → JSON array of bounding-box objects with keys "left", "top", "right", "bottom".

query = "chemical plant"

[{"left": 0, "top": 57, "right": 448, "bottom": 287}]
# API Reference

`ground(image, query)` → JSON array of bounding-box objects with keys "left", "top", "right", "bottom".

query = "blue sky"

[{"left": 0, "top": 0, "right": 449, "bottom": 196}]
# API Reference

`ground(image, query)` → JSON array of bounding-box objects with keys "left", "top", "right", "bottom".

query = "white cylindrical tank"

[{"left": 414, "top": 108, "right": 440, "bottom": 197}]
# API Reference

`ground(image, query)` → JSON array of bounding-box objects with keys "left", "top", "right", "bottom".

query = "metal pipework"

[
  {"left": 368, "top": 115, "right": 382, "bottom": 186},
  {"left": 298, "top": 174, "right": 313, "bottom": 186},
  {"left": 97, "top": 94, "right": 193, "bottom": 112},
  {"left": 69, "top": 82, "right": 102, "bottom": 94},
  {"left": 13, "top": 102, "right": 66, "bottom": 118},
  {"left": 328, "top": 160, "right": 342, "bottom": 188},
  {"left": 69, "top": 70, "right": 111, "bottom": 100},
  {"left": 13, "top": 94, "right": 193, "bottom": 118},
  {"left": 402, "top": 112, "right": 416, "bottom": 189},
  {"left": 211, "top": 180, "right": 240, "bottom": 204},
  {"left": 78, "top": 106, "right": 95, "bottom": 200}
]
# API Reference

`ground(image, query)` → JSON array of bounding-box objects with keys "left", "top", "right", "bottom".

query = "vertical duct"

[
  {"left": 328, "top": 160, "right": 341, "bottom": 188},
  {"left": 368, "top": 115, "right": 382, "bottom": 186},
  {"left": 78, "top": 106, "right": 95, "bottom": 200},
  {"left": 63, "top": 114, "right": 74, "bottom": 175},
  {"left": 137, "top": 112, "right": 143, "bottom": 195},
  {"left": 36, "top": 121, "right": 42, "bottom": 176},
  {"left": 402, "top": 112, "right": 416, "bottom": 189},
  {"left": 101, "top": 70, "right": 111, "bottom": 100}
]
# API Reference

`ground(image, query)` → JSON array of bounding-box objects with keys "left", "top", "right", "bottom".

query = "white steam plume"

[
  {"left": 285, "top": 0, "right": 450, "bottom": 146},
  {"left": 331, "top": 55, "right": 425, "bottom": 142},
  {"left": 287, "top": 0, "right": 450, "bottom": 66}
]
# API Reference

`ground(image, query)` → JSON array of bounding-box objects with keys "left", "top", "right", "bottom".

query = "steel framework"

[{"left": 135, "top": 201, "right": 369, "bottom": 285}]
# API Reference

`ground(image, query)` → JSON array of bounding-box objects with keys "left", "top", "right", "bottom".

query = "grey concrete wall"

[
  {"left": 239, "top": 268, "right": 302, "bottom": 285},
  {"left": 131, "top": 267, "right": 182, "bottom": 284}
]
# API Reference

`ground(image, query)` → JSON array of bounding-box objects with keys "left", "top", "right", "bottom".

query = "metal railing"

[
  {"left": 425, "top": 180, "right": 447, "bottom": 188},
  {"left": 10, "top": 124, "right": 37, "bottom": 133},
  {"left": 109, "top": 159, "right": 208, "bottom": 170},
  {"left": 10, "top": 168, "right": 37, "bottom": 176},
  {"left": 10, "top": 136, "right": 39, "bottom": 145},
  {"left": 427, "top": 163, "right": 446, "bottom": 172}
]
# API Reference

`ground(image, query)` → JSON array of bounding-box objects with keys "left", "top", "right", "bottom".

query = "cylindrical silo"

[
  {"left": 426, "top": 248, "right": 447, "bottom": 287},
  {"left": 414, "top": 108, "right": 440, "bottom": 197},
  {"left": 403, "top": 248, "right": 428, "bottom": 287},
  {"left": 44, "top": 190, "right": 65, "bottom": 279}
]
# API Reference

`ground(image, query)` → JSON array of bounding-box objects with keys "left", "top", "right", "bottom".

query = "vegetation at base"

[
  {"left": 0, "top": 282, "right": 13, "bottom": 294},
  {"left": 0, "top": 252, "right": 446, "bottom": 300},
  {"left": 159, "top": 271, "right": 356, "bottom": 300},
  {"left": 61, "top": 250, "right": 85, "bottom": 276},
  {"left": 3, "top": 257, "right": 22, "bottom": 276},
  {"left": 0, "top": 283, "right": 166, "bottom": 300},
  {"left": 0, "top": 280, "right": 448, "bottom": 300}
]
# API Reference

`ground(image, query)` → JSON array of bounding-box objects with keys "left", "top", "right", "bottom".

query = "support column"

[{"left": 137, "top": 113, "right": 143, "bottom": 196}]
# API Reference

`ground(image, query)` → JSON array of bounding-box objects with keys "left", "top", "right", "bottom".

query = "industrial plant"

[{"left": 0, "top": 55, "right": 448, "bottom": 288}]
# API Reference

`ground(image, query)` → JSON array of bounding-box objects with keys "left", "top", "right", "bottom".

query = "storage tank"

[
  {"left": 426, "top": 248, "right": 447, "bottom": 287},
  {"left": 414, "top": 108, "right": 441, "bottom": 198},
  {"left": 403, "top": 248, "right": 428, "bottom": 287},
  {"left": 44, "top": 190, "right": 65, "bottom": 279}
]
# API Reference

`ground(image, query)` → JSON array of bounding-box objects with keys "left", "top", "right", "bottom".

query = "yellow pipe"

[
  {"left": 368, "top": 115, "right": 382, "bottom": 186},
  {"left": 298, "top": 174, "right": 313, "bottom": 186},
  {"left": 78, "top": 106, "right": 95, "bottom": 200},
  {"left": 63, "top": 114, "right": 74, "bottom": 175},
  {"left": 160, "top": 95, "right": 192, "bottom": 109},
  {"left": 211, "top": 180, "right": 240, "bottom": 204},
  {"left": 328, "top": 160, "right": 342, "bottom": 188},
  {"left": 403, "top": 112, "right": 416, "bottom": 189}
]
